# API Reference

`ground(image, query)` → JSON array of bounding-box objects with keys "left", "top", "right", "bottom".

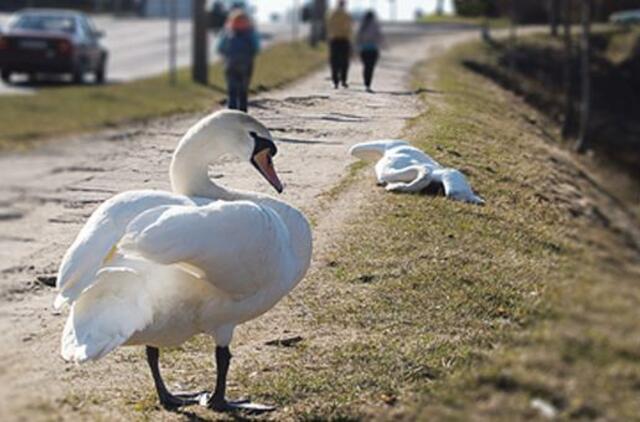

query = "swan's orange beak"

[{"left": 252, "top": 149, "right": 284, "bottom": 193}]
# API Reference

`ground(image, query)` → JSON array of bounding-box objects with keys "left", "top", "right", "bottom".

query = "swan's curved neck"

[{"left": 170, "top": 125, "right": 234, "bottom": 199}]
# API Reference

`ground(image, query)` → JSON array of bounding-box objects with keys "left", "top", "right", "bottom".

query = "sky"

[{"left": 251, "top": 0, "right": 455, "bottom": 23}]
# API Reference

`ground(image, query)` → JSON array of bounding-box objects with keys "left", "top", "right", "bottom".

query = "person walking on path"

[
  {"left": 217, "top": 9, "right": 260, "bottom": 112},
  {"left": 356, "top": 10, "right": 383, "bottom": 93},
  {"left": 326, "top": 0, "right": 353, "bottom": 89}
]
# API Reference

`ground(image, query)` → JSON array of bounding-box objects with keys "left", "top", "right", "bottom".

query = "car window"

[
  {"left": 78, "top": 17, "right": 95, "bottom": 40},
  {"left": 85, "top": 16, "right": 99, "bottom": 35},
  {"left": 9, "top": 14, "right": 77, "bottom": 34}
]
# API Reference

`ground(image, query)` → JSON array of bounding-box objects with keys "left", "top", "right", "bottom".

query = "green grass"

[
  {"left": 0, "top": 41, "right": 326, "bottom": 150},
  {"left": 211, "top": 40, "right": 638, "bottom": 420},
  {"left": 458, "top": 28, "right": 640, "bottom": 215},
  {"left": 421, "top": 14, "right": 510, "bottom": 28},
  {"left": 35, "top": 36, "right": 639, "bottom": 421},
  {"left": 605, "top": 27, "right": 640, "bottom": 63}
]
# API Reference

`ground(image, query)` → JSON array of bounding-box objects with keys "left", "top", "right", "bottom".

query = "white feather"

[
  {"left": 55, "top": 191, "right": 198, "bottom": 309},
  {"left": 350, "top": 139, "right": 485, "bottom": 205},
  {"left": 56, "top": 110, "right": 312, "bottom": 363}
]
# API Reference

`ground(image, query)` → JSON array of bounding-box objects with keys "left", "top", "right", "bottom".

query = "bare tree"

[
  {"left": 575, "top": 0, "right": 591, "bottom": 153},
  {"left": 192, "top": 0, "right": 208, "bottom": 85},
  {"left": 549, "top": 0, "right": 560, "bottom": 36},
  {"left": 561, "top": 0, "right": 575, "bottom": 138},
  {"left": 309, "top": 0, "right": 327, "bottom": 47},
  {"left": 436, "top": 0, "right": 445, "bottom": 15},
  {"left": 509, "top": 0, "right": 518, "bottom": 79}
]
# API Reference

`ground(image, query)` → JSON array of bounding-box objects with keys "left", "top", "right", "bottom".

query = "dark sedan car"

[{"left": 0, "top": 9, "right": 108, "bottom": 84}]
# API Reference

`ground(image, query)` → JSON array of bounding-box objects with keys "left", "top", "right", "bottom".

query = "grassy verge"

[
  {"left": 459, "top": 28, "right": 640, "bottom": 198},
  {"left": 421, "top": 14, "right": 510, "bottom": 28},
  {"left": 49, "top": 37, "right": 639, "bottom": 421},
  {"left": 0, "top": 41, "right": 326, "bottom": 150},
  {"left": 224, "top": 40, "right": 638, "bottom": 419}
]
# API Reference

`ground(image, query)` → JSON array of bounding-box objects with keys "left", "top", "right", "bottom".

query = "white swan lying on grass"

[
  {"left": 349, "top": 140, "right": 484, "bottom": 204},
  {"left": 55, "top": 110, "right": 312, "bottom": 413}
]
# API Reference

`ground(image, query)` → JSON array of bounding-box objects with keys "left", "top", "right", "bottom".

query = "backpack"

[{"left": 223, "top": 30, "right": 257, "bottom": 67}]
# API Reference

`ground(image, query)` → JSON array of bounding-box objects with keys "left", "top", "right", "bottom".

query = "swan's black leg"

[
  {"left": 146, "top": 346, "right": 206, "bottom": 409},
  {"left": 207, "top": 346, "right": 275, "bottom": 413}
]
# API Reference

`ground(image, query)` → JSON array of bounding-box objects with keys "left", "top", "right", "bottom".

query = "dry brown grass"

[{"left": 30, "top": 38, "right": 640, "bottom": 421}]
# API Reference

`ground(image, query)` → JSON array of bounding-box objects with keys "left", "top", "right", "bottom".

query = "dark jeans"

[
  {"left": 360, "top": 49, "right": 379, "bottom": 88},
  {"left": 225, "top": 62, "right": 253, "bottom": 112},
  {"left": 329, "top": 39, "right": 351, "bottom": 86}
]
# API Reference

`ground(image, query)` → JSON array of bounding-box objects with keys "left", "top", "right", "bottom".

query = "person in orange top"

[
  {"left": 326, "top": 0, "right": 353, "bottom": 89},
  {"left": 217, "top": 9, "right": 260, "bottom": 112}
]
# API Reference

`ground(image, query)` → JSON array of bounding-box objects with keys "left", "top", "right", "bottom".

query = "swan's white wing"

[
  {"left": 433, "top": 168, "right": 485, "bottom": 205},
  {"left": 55, "top": 190, "right": 197, "bottom": 309},
  {"left": 349, "top": 139, "right": 409, "bottom": 162},
  {"left": 384, "top": 165, "right": 433, "bottom": 192},
  {"left": 124, "top": 200, "right": 293, "bottom": 298},
  {"left": 386, "top": 145, "right": 441, "bottom": 168},
  {"left": 61, "top": 267, "right": 152, "bottom": 362}
]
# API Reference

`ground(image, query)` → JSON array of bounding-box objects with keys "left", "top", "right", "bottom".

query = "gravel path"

[{"left": 0, "top": 30, "right": 475, "bottom": 419}]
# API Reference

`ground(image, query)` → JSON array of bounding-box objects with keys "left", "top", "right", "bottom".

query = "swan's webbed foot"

[
  {"left": 206, "top": 346, "right": 276, "bottom": 413},
  {"left": 207, "top": 396, "right": 276, "bottom": 413},
  {"left": 147, "top": 346, "right": 211, "bottom": 410},
  {"left": 158, "top": 390, "right": 208, "bottom": 410},
  {"left": 147, "top": 344, "right": 276, "bottom": 413}
]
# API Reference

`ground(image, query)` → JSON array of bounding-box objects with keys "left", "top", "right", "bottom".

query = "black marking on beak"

[
  {"left": 250, "top": 131, "right": 277, "bottom": 157},
  {"left": 249, "top": 132, "right": 283, "bottom": 193}
]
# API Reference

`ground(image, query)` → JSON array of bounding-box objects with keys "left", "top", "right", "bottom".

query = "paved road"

[
  {"left": 0, "top": 13, "right": 476, "bottom": 95},
  {"left": 0, "top": 14, "right": 303, "bottom": 94}
]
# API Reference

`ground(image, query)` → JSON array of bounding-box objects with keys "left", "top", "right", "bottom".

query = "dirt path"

[{"left": 0, "top": 31, "right": 476, "bottom": 420}]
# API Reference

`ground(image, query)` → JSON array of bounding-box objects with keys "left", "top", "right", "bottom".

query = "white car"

[{"left": 610, "top": 9, "right": 640, "bottom": 24}]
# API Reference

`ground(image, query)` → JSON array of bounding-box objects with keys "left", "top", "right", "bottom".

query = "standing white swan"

[
  {"left": 55, "top": 110, "right": 312, "bottom": 412},
  {"left": 349, "top": 139, "right": 485, "bottom": 204}
]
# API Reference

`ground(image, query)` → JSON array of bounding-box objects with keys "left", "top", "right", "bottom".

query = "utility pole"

[
  {"left": 192, "top": 0, "right": 208, "bottom": 85},
  {"left": 169, "top": 0, "right": 177, "bottom": 85},
  {"left": 389, "top": 0, "right": 397, "bottom": 21},
  {"left": 309, "top": 0, "right": 326, "bottom": 47},
  {"left": 292, "top": 0, "right": 300, "bottom": 41}
]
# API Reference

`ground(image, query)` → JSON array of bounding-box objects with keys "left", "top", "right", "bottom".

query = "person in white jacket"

[{"left": 356, "top": 10, "right": 383, "bottom": 92}]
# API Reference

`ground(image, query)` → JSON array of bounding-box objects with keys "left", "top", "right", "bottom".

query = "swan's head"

[{"left": 185, "top": 110, "right": 283, "bottom": 193}]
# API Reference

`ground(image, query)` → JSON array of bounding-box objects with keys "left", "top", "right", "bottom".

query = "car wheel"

[
  {"left": 95, "top": 57, "right": 106, "bottom": 84},
  {"left": 1, "top": 69, "right": 11, "bottom": 84},
  {"left": 72, "top": 65, "right": 84, "bottom": 84}
]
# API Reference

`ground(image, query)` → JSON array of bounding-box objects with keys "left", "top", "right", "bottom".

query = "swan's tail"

[
  {"left": 61, "top": 267, "right": 152, "bottom": 363},
  {"left": 349, "top": 140, "right": 409, "bottom": 162}
]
